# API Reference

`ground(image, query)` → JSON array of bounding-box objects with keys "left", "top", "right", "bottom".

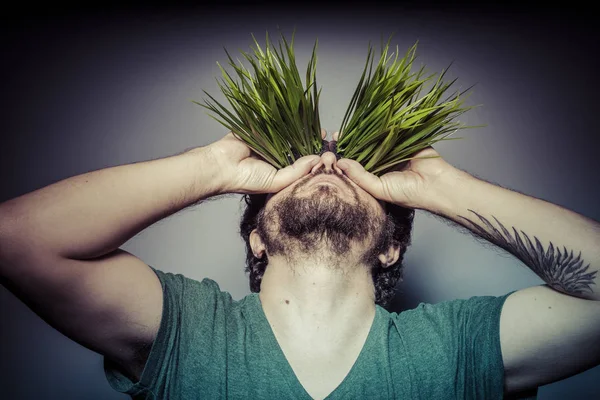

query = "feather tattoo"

[{"left": 457, "top": 209, "right": 597, "bottom": 295}]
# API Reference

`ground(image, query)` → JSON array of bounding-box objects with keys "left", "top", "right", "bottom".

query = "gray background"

[{"left": 1, "top": 3, "right": 598, "bottom": 399}]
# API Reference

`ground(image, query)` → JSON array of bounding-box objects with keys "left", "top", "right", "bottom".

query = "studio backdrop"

[{"left": 1, "top": 4, "right": 598, "bottom": 399}]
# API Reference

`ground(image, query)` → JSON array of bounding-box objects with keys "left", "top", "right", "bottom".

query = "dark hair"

[{"left": 239, "top": 193, "right": 414, "bottom": 308}]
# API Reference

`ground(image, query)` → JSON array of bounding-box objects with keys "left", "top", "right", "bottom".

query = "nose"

[{"left": 311, "top": 151, "right": 344, "bottom": 175}]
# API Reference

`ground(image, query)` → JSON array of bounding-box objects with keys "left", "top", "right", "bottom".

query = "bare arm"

[
  {"left": 0, "top": 146, "right": 225, "bottom": 381},
  {"left": 335, "top": 138, "right": 600, "bottom": 394},
  {"left": 0, "top": 146, "right": 223, "bottom": 262},
  {"left": 426, "top": 168, "right": 600, "bottom": 394},
  {"left": 0, "top": 133, "right": 319, "bottom": 382}
]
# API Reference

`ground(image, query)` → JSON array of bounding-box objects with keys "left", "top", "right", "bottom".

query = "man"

[{"left": 0, "top": 129, "right": 598, "bottom": 399}]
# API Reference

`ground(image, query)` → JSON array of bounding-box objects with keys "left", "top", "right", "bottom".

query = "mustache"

[{"left": 294, "top": 164, "right": 356, "bottom": 194}]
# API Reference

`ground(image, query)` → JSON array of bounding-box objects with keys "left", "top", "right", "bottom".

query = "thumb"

[
  {"left": 269, "top": 155, "right": 320, "bottom": 192},
  {"left": 337, "top": 158, "right": 391, "bottom": 202}
]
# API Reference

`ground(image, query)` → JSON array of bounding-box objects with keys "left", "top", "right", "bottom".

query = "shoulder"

[
  {"left": 149, "top": 267, "right": 234, "bottom": 308},
  {"left": 391, "top": 292, "right": 514, "bottom": 332},
  {"left": 104, "top": 267, "right": 237, "bottom": 393},
  {"left": 384, "top": 293, "right": 515, "bottom": 398},
  {"left": 385, "top": 293, "right": 514, "bottom": 371},
  {"left": 137, "top": 267, "right": 237, "bottom": 351}
]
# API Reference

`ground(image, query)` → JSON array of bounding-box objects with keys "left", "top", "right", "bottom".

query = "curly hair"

[{"left": 239, "top": 193, "right": 415, "bottom": 308}]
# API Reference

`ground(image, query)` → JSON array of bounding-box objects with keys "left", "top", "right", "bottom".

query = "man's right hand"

[
  {"left": 0, "top": 130, "right": 324, "bottom": 385},
  {"left": 205, "top": 132, "right": 321, "bottom": 195}
]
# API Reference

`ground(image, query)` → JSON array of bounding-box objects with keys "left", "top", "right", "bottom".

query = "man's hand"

[
  {"left": 334, "top": 131, "right": 459, "bottom": 210},
  {"left": 205, "top": 131, "right": 324, "bottom": 195}
]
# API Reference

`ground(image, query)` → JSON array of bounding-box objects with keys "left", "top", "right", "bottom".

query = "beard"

[{"left": 256, "top": 168, "right": 395, "bottom": 269}]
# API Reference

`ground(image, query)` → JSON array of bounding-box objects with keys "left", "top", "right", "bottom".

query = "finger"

[
  {"left": 321, "top": 128, "right": 327, "bottom": 140},
  {"left": 337, "top": 158, "right": 391, "bottom": 202},
  {"left": 269, "top": 155, "right": 320, "bottom": 192},
  {"left": 332, "top": 131, "right": 339, "bottom": 141}
]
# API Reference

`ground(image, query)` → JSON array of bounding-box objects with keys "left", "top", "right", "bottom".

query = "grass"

[{"left": 195, "top": 32, "right": 479, "bottom": 176}]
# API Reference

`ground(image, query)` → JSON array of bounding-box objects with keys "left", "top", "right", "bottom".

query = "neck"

[{"left": 258, "top": 253, "right": 376, "bottom": 348}]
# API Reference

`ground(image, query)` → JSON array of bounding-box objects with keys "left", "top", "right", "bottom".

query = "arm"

[
  {"left": 0, "top": 147, "right": 223, "bottom": 262},
  {"left": 336, "top": 144, "right": 600, "bottom": 395},
  {"left": 427, "top": 168, "right": 600, "bottom": 301},
  {"left": 0, "top": 146, "right": 225, "bottom": 381},
  {"left": 424, "top": 167, "right": 600, "bottom": 394},
  {"left": 0, "top": 133, "right": 319, "bottom": 382}
]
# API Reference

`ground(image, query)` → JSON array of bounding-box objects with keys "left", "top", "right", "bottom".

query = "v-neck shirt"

[
  {"left": 250, "top": 291, "right": 382, "bottom": 399},
  {"left": 104, "top": 266, "right": 537, "bottom": 399}
]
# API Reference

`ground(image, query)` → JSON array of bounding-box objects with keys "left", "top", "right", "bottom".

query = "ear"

[
  {"left": 377, "top": 242, "right": 400, "bottom": 268},
  {"left": 249, "top": 229, "right": 267, "bottom": 259}
]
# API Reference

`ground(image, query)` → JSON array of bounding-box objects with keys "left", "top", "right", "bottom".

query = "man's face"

[{"left": 256, "top": 161, "right": 392, "bottom": 265}]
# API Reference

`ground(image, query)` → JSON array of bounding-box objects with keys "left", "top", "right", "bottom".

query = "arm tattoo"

[{"left": 457, "top": 209, "right": 597, "bottom": 295}]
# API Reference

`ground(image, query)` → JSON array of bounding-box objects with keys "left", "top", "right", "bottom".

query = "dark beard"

[{"left": 256, "top": 168, "right": 391, "bottom": 263}]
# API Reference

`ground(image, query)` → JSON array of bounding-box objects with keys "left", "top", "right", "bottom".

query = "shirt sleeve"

[
  {"left": 394, "top": 290, "right": 539, "bottom": 399},
  {"left": 102, "top": 266, "right": 230, "bottom": 399},
  {"left": 453, "top": 292, "right": 514, "bottom": 399}
]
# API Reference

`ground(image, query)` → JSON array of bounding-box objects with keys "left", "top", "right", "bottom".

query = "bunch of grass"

[
  {"left": 337, "top": 38, "right": 477, "bottom": 175},
  {"left": 194, "top": 32, "right": 323, "bottom": 169},
  {"left": 196, "top": 32, "right": 478, "bottom": 176}
]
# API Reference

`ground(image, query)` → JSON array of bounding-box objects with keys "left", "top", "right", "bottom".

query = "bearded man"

[{"left": 1, "top": 130, "right": 599, "bottom": 399}]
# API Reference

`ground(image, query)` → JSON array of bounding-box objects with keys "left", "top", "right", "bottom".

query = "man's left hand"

[{"left": 334, "top": 132, "right": 460, "bottom": 210}]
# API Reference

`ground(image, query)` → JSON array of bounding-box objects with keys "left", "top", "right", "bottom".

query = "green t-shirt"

[{"left": 104, "top": 266, "right": 538, "bottom": 399}]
